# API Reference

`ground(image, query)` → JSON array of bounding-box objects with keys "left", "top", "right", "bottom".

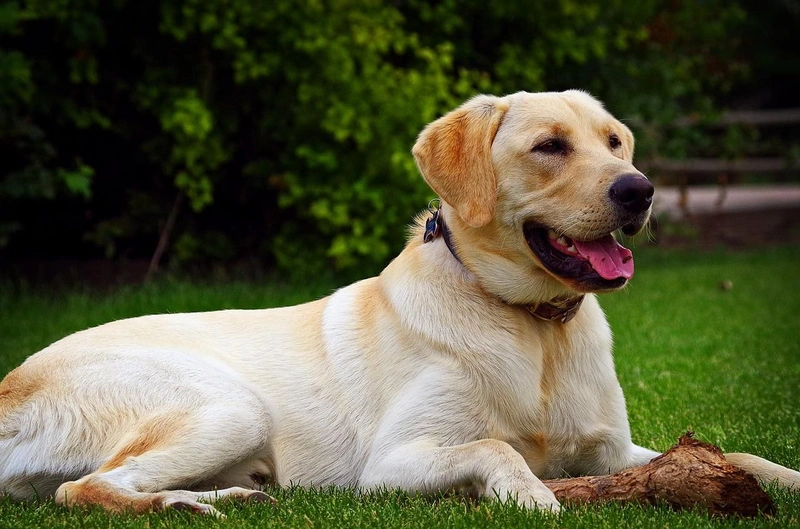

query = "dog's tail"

[{"left": 725, "top": 453, "right": 800, "bottom": 490}]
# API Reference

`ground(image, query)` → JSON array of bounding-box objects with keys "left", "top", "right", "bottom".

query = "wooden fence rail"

[
  {"left": 635, "top": 108, "right": 800, "bottom": 215},
  {"left": 638, "top": 108, "right": 800, "bottom": 175},
  {"left": 672, "top": 108, "right": 800, "bottom": 128}
]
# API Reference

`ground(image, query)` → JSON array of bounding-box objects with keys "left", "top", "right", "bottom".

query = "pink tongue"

[{"left": 573, "top": 236, "right": 634, "bottom": 280}]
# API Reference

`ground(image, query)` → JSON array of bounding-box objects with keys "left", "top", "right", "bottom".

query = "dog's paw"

[
  {"left": 519, "top": 492, "right": 561, "bottom": 513},
  {"left": 163, "top": 497, "right": 225, "bottom": 517},
  {"left": 493, "top": 485, "right": 561, "bottom": 513}
]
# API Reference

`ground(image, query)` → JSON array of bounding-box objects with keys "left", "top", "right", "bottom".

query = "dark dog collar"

[
  {"left": 423, "top": 201, "right": 584, "bottom": 324},
  {"left": 522, "top": 295, "right": 584, "bottom": 323}
]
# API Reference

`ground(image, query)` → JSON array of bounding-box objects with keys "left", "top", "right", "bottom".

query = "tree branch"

[
  {"left": 144, "top": 191, "right": 184, "bottom": 284},
  {"left": 543, "top": 433, "right": 775, "bottom": 517}
]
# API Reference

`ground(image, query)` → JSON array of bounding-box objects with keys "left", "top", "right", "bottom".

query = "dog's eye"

[
  {"left": 609, "top": 134, "right": 622, "bottom": 149},
  {"left": 533, "top": 139, "right": 568, "bottom": 154}
]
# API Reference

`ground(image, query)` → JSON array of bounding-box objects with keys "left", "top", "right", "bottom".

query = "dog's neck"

[{"left": 422, "top": 205, "right": 584, "bottom": 324}]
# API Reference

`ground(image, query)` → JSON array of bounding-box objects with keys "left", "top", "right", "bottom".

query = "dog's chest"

[{"left": 486, "top": 316, "right": 627, "bottom": 478}]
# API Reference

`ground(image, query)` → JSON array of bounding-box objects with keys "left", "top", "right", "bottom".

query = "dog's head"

[{"left": 412, "top": 90, "right": 653, "bottom": 304}]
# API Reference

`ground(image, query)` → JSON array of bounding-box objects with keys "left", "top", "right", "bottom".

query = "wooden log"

[{"left": 542, "top": 433, "right": 775, "bottom": 517}]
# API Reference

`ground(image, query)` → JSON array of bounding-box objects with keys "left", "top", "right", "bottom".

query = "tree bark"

[{"left": 542, "top": 433, "right": 775, "bottom": 517}]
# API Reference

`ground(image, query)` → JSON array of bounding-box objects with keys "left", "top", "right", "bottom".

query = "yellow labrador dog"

[{"left": 1, "top": 90, "right": 798, "bottom": 515}]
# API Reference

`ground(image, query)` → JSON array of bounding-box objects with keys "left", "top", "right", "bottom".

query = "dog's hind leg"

[
  {"left": 724, "top": 453, "right": 800, "bottom": 490},
  {"left": 54, "top": 402, "right": 274, "bottom": 515},
  {"left": 1, "top": 346, "right": 277, "bottom": 513},
  {"left": 617, "top": 443, "right": 800, "bottom": 491},
  {"left": 625, "top": 444, "right": 661, "bottom": 468}
]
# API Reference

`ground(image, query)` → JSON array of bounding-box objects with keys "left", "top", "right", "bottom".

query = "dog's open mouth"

[{"left": 523, "top": 223, "right": 633, "bottom": 290}]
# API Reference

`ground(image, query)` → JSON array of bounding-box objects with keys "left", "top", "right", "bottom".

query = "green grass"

[{"left": 1, "top": 245, "right": 799, "bottom": 528}]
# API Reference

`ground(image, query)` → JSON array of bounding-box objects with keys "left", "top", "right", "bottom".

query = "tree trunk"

[{"left": 144, "top": 191, "right": 184, "bottom": 284}]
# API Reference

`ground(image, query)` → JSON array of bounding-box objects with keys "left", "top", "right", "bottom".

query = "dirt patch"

[{"left": 2, "top": 258, "right": 151, "bottom": 290}]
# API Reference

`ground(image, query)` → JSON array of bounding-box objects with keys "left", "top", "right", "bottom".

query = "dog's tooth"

[
  {"left": 548, "top": 229, "right": 558, "bottom": 240},
  {"left": 566, "top": 245, "right": 577, "bottom": 254},
  {"left": 557, "top": 236, "right": 569, "bottom": 247}
]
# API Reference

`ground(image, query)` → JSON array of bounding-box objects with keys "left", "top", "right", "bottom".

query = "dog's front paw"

[{"left": 493, "top": 485, "right": 561, "bottom": 513}]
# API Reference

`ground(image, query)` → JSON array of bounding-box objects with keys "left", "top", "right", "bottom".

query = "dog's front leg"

[
  {"left": 626, "top": 444, "right": 661, "bottom": 468},
  {"left": 360, "top": 438, "right": 560, "bottom": 511}
]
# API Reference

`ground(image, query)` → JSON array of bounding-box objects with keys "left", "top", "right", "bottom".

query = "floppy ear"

[{"left": 412, "top": 95, "right": 508, "bottom": 227}]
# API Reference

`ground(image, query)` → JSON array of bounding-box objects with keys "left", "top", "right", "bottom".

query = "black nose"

[{"left": 609, "top": 174, "right": 654, "bottom": 214}]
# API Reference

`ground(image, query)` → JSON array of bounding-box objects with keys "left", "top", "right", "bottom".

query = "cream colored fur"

[{"left": 1, "top": 91, "right": 797, "bottom": 515}]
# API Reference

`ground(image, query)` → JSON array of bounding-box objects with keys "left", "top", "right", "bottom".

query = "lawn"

[{"left": 1, "top": 245, "right": 798, "bottom": 528}]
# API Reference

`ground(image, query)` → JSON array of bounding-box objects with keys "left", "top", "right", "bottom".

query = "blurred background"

[{"left": 1, "top": 0, "right": 798, "bottom": 285}]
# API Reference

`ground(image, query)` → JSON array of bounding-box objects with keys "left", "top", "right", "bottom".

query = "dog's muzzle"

[{"left": 609, "top": 174, "right": 654, "bottom": 236}]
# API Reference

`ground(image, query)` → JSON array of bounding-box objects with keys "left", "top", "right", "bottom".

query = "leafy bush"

[{"left": 0, "top": 0, "right": 758, "bottom": 277}]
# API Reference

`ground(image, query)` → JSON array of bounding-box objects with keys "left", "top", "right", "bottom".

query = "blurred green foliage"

[{"left": 0, "top": 0, "right": 789, "bottom": 276}]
